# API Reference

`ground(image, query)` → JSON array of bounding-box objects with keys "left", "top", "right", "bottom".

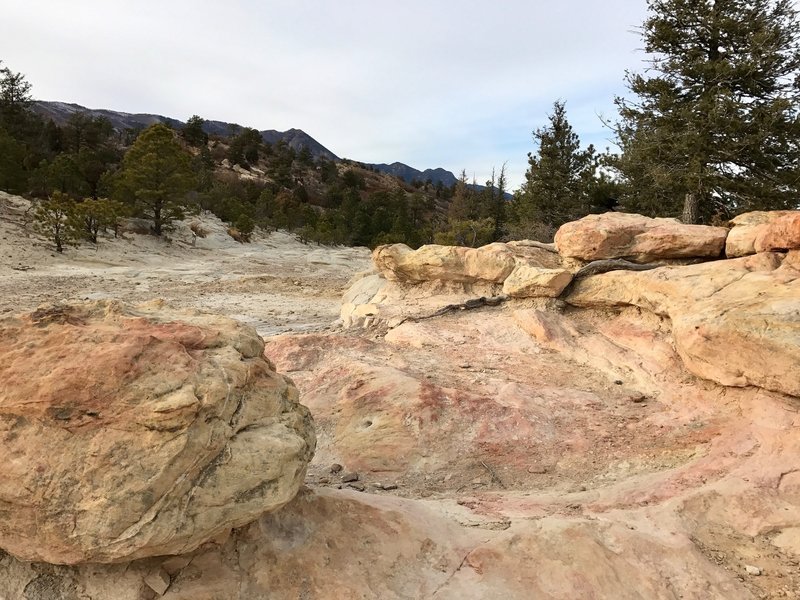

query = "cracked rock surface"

[{"left": 0, "top": 300, "right": 315, "bottom": 564}]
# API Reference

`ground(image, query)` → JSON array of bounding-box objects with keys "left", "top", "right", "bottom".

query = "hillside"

[{"left": 32, "top": 100, "right": 459, "bottom": 181}]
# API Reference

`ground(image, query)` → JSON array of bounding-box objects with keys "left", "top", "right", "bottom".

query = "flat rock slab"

[{"left": 555, "top": 212, "right": 728, "bottom": 262}]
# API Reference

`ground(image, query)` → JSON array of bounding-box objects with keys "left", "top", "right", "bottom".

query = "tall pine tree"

[
  {"left": 613, "top": 0, "right": 800, "bottom": 222},
  {"left": 116, "top": 124, "right": 194, "bottom": 235},
  {"left": 516, "top": 100, "right": 597, "bottom": 228}
]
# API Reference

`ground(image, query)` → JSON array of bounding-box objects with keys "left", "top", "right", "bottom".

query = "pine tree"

[
  {"left": 517, "top": 101, "right": 597, "bottom": 228},
  {"left": 181, "top": 115, "right": 208, "bottom": 147},
  {"left": 613, "top": 0, "right": 800, "bottom": 222},
  {"left": 117, "top": 124, "right": 194, "bottom": 235},
  {"left": 32, "top": 192, "right": 77, "bottom": 253}
]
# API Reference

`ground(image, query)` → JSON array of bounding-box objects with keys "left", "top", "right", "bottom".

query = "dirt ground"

[{"left": 0, "top": 192, "right": 372, "bottom": 336}]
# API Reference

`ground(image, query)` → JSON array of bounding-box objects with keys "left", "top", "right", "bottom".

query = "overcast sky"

[{"left": 1, "top": 0, "right": 649, "bottom": 190}]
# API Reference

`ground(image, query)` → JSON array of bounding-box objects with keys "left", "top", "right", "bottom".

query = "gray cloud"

[{"left": 1, "top": 0, "right": 649, "bottom": 188}]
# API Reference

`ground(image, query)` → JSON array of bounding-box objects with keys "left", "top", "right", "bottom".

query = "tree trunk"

[
  {"left": 153, "top": 204, "right": 162, "bottom": 236},
  {"left": 682, "top": 192, "right": 700, "bottom": 224}
]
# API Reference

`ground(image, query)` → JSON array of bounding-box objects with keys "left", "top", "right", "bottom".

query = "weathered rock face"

[
  {"left": 502, "top": 265, "right": 573, "bottom": 298},
  {"left": 555, "top": 212, "right": 728, "bottom": 262},
  {"left": 373, "top": 243, "right": 517, "bottom": 284},
  {"left": 754, "top": 211, "right": 800, "bottom": 253},
  {"left": 340, "top": 273, "right": 386, "bottom": 328},
  {"left": 0, "top": 488, "right": 752, "bottom": 600},
  {"left": 0, "top": 301, "right": 315, "bottom": 564},
  {"left": 725, "top": 211, "right": 797, "bottom": 257},
  {"left": 566, "top": 251, "right": 800, "bottom": 397}
]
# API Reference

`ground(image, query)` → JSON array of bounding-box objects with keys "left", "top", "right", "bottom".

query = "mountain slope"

[
  {"left": 31, "top": 100, "right": 462, "bottom": 185},
  {"left": 31, "top": 101, "right": 339, "bottom": 161},
  {"left": 367, "top": 162, "right": 458, "bottom": 187}
]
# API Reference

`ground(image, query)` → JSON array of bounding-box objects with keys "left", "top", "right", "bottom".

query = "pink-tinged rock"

[
  {"left": 754, "top": 211, "right": 800, "bottom": 253},
  {"left": 0, "top": 300, "right": 315, "bottom": 564},
  {"left": 726, "top": 211, "right": 797, "bottom": 257},
  {"left": 555, "top": 212, "right": 728, "bottom": 262},
  {"left": 566, "top": 253, "right": 800, "bottom": 397}
]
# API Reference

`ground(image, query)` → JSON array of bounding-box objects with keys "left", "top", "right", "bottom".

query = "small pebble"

[
  {"left": 745, "top": 565, "right": 762, "bottom": 576},
  {"left": 341, "top": 472, "right": 359, "bottom": 483},
  {"left": 329, "top": 463, "right": 343, "bottom": 474}
]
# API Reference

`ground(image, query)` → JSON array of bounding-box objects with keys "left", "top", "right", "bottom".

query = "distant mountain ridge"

[
  {"left": 368, "top": 163, "right": 458, "bottom": 187},
  {"left": 31, "top": 101, "right": 463, "bottom": 187}
]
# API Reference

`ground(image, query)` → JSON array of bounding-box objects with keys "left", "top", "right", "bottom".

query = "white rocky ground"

[
  {"left": 1, "top": 192, "right": 799, "bottom": 599},
  {"left": 0, "top": 191, "right": 372, "bottom": 336}
]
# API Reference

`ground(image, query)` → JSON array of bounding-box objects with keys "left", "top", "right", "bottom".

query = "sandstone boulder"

[
  {"left": 0, "top": 300, "right": 315, "bottom": 564},
  {"left": 502, "top": 265, "right": 573, "bottom": 298},
  {"left": 566, "top": 252, "right": 800, "bottom": 397},
  {"left": 340, "top": 273, "right": 386, "bottom": 328},
  {"left": 555, "top": 212, "right": 728, "bottom": 262},
  {"left": 754, "top": 211, "right": 800, "bottom": 253},
  {"left": 373, "top": 243, "right": 515, "bottom": 283},
  {"left": 725, "top": 211, "right": 797, "bottom": 257}
]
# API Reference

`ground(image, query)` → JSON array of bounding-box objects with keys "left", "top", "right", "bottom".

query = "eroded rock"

[
  {"left": 555, "top": 212, "right": 728, "bottom": 262},
  {"left": 754, "top": 211, "right": 800, "bottom": 253},
  {"left": 726, "top": 211, "right": 797, "bottom": 257},
  {"left": 502, "top": 265, "right": 573, "bottom": 298},
  {"left": 0, "top": 300, "right": 315, "bottom": 564},
  {"left": 373, "top": 243, "right": 516, "bottom": 284},
  {"left": 566, "top": 252, "right": 800, "bottom": 396}
]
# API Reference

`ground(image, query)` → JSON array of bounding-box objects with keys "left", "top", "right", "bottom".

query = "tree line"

[
  {"left": 514, "top": 0, "right": 800, "bottom": 230},
  {"left": 3, "top": 0, "right": 800, "bottom": 251}
]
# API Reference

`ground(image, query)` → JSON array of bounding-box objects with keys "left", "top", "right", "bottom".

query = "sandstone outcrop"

[
  {"left": 725, "top": 210, "right": 797, "bottom": 257},
  {"left": 502, "top": 265, "right": 573, "bottom": 298},
  {"left": 754, "top": 211, "right": 800, "bottom": 253},
  {"left": 373, "top": 242, "right": 517, "bottom": 283},
  {"left": 3, "top": 205, "right": 800, "bottom": 599},
  {"left": 0, "top": 487, "right": 752, "bottom": 599},
  {"left": 566, "top": 251, "right": 800, "bottom": 397},
  {"left": 0, "top": 300, "right": 315, "bottom": 564},
  {"left": 555, "top": 212, "right": 728, "bottom": 262}
]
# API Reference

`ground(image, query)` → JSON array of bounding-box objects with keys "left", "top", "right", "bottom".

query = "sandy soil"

[{"left": 0, "top": 192, "right": 372, "bottom": 336}]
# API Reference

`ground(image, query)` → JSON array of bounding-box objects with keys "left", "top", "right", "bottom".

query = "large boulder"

[
  {"left": 373, "top": 243, "right": 516, "bottom": 284},
  {"left": 566, "top": 252, "right": 800, "bottom": 397},
  {"left": 725, "top": 211, "right": 797, "bottom": 257},
  {"left": 555, "top": 212, "right": 728, "bottom": 263},
  {"left": 0, "top": 300, "right": 315, "bottom": 564},
  {"left": 754, "top": 211, "right": 800, "bottom": 253}
]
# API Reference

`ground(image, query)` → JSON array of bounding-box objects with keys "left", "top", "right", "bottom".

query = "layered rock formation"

[
  {"left": 2, "top": 210, "right": 799, "bottom": 599},
  {"left": 0, "top": 301, "right": 315, "bottom": 564},
  {"left": 567, "top": 251, "right": 800, "bottom": 397},
  {"left": 554, "top": 212, "right": 728, "bottom": 262}
]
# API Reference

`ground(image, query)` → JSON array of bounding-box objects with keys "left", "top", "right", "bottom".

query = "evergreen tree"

[
  {"left": 228, "top": 128, "right": 262, "bottom": 168},
  {"left": 116, "top": 124, "right": 194, "bottom": 235},
  {"left": 0, "top": 127, "right": 27, "bottom": 192},
  {"left": 70, "top": 198, "right": 127, "bottom": 244},
  {"left": 517, "top": 100, "right": 597, "bottom": 227},
  {"left": 613, "top": 0, "right": 800, "bottom": 222},
  {"left": 482, "top": 165, "right": 508, "bottom": 239},
  {"left": 32, "top": 192, "right": 76, "bottom": 253},
  {"left": 0, "top": 62, "right": 33, "bottom": 138},
  {"left": 181, "top": 115, "right": 208, "bottom": 147}
]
